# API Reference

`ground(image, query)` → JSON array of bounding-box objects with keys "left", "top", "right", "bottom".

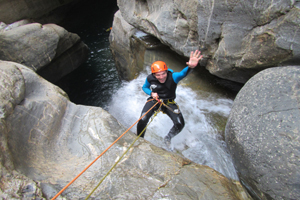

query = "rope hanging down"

[
  {"left": 85, "top": 102, "right": 163, "bottom": 199},
  {"left": 51, "top": 100, "right": 160, "bottom": 200},
  {"left": 52, "top": 98, "right": 176, "bottom": 199}
]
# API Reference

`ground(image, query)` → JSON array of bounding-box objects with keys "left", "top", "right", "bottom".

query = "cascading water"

[
  {"left": 57, "top": 0, "right": 241, "bottom": 181},
  {"left": 56, "top": 0, "right": 120, "bottom": 108},
  {"left": 108, "top": 68, "right": 239, "bottom": 180}
]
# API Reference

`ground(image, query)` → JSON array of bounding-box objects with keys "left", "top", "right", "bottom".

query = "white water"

[{"left": 108, "top": 69, "right": 239, "bottom": 180}]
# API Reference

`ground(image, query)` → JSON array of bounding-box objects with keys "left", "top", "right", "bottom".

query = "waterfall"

[
  {"left": 108, "top": 69, "right": 239, "bottom": 180},
  {"left": 56, "top": 0, "right": 240, "bottom": 181}
]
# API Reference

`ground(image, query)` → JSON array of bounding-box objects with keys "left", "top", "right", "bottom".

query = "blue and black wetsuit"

[{"left": 137, "top": 66, "right": 193, "bottom": 141}]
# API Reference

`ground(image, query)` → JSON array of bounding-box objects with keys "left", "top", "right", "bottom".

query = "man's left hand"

[{"left": 186, "top": 50, "right": 203, "bottom": 68}]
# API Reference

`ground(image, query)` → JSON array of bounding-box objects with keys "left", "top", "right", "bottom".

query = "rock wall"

[
  {"left": 109, "top": 11, "right": 164, "bottom": 81},
  {"left": 109, "top": 11, "right": 139, "bottom": 81},
  {"left": 113, "top": 0, "right": 300, "bottom": 83},
  {"left": 225, "top": 66, "right": 300, "bottom": 200}
]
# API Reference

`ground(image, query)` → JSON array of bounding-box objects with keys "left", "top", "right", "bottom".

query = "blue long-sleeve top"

[{"left": 142, "top": 66, "right": 191, "bottom": 95}]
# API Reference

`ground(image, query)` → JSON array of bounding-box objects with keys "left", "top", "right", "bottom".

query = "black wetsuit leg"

[
  {"left": 137, "top": 100, "right": 160, "bottom": 138},
  {"left": 163, "top": 103, "right": 185, "bottom": 141}
]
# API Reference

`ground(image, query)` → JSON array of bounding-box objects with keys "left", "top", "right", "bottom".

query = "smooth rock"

[{"left": 225, "top": 66, "right": 300, "bottom": 200}]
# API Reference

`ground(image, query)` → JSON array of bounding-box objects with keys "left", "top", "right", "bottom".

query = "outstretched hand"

[{"left": 186, "top": 50, "right": 203, "bottom": 68}]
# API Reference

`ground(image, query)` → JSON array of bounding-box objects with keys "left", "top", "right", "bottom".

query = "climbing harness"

[
  {"left": 51, "top": 98, "right": 179, "bottom": 199},
  {"left": 148, "top": 98, "right": 180, "bottom": 114},
  {"left": 163, "top": 99, "right": 181, "bottom": 114},
  {"left": 150, "top": 98, "right": 181, "bottom": 115}
]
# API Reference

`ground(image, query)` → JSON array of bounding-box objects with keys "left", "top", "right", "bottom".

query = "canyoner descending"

[
  {"left": 51, "top": 50, "right": 204, "bottom": 199},
  {"left": 137, "top": 50, "right": 203, "bottom": 150},
  {"left": 108, "top": 48, "right": 239, "bottom": 181}
]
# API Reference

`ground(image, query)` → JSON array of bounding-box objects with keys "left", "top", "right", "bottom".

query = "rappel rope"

[
  {"left": 85, "top": 102, "right": 163, "bottom": 199},
  {"left": 51, "top": 98, "right": 176, "bottom": 200},
  {"left": 163, "top": 99, "right": 181, "bottom": 114}
]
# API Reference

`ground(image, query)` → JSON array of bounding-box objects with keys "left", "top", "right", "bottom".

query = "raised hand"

[{"left": 186, "top": 50, "right": 203, "bottom": 68}]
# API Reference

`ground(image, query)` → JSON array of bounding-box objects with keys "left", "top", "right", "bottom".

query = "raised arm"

[{"left": 186, "top": 50, "right": 203, "bottom": 68}]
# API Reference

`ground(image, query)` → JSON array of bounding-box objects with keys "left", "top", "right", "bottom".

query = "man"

[{"left": 137, "top": 50, "right": 203, "bottom": 149}]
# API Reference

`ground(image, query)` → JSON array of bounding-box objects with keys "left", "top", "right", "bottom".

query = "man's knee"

[
  {"left": 174, "top": 115, "right": 185, "bottom": 132},
  {"left": 139, "top": 112, "right": 150, "bottom": 125},
  {"left": 137, "top": 113, "right": 150, "bottom": 137}
]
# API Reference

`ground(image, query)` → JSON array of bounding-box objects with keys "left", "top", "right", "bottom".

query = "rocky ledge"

[{"left": 0, "top": 61, "right": 251, "bottom": 199}]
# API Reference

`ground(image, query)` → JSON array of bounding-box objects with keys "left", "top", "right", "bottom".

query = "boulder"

[
  {"left": 116, "top": 0, "right": 300, "bottom": 83},
  {"left": 0, "top": 61, "right": 44, "bottom": 199},
  {"left": 225, "top": 66, "right": 300, "bottom": 199},
  {"left": 109, "top": 11, "right": 139, "bottom": 81},
  {"left": 0, "top": 61, "right": 251, "bottom": 199},
  {"left": 110, "top": 11, "right": 164, "bottom": 81},
  {"left": 0, "top": 21, "right": 89, "bottom": 82}
]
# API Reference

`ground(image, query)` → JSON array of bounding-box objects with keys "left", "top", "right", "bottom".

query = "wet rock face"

[
  {"left": 225, "top": 66, "right": 300, "bottom": 200},
  {"left": 109, "top": 11, "right": 174, "bottom": 81},
  {"left": 0, "top": 61, "right": 251, "bottom": 199},
  {"left": 109, "top": 11, "right": 139, "bottom": 81},
  {"left": 115, "top": 0, "right": 300, "bottom": 83}
]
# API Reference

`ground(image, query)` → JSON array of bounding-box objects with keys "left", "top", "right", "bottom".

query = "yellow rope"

[{"left": 85, "top": 104, "right": 163, "bottom": 199}]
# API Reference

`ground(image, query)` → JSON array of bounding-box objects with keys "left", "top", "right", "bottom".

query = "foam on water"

[{"left": 108, "top": 71, "right": 239, "bottom": 180}]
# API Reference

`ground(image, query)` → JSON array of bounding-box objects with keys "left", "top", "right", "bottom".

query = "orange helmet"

[{"left": 151, "top": 61, "right": 168, "bottom": 73}]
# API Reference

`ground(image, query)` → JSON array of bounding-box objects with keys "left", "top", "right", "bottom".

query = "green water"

[{"left": 56, "top": 0, "right": 120, "bottom": 109}]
